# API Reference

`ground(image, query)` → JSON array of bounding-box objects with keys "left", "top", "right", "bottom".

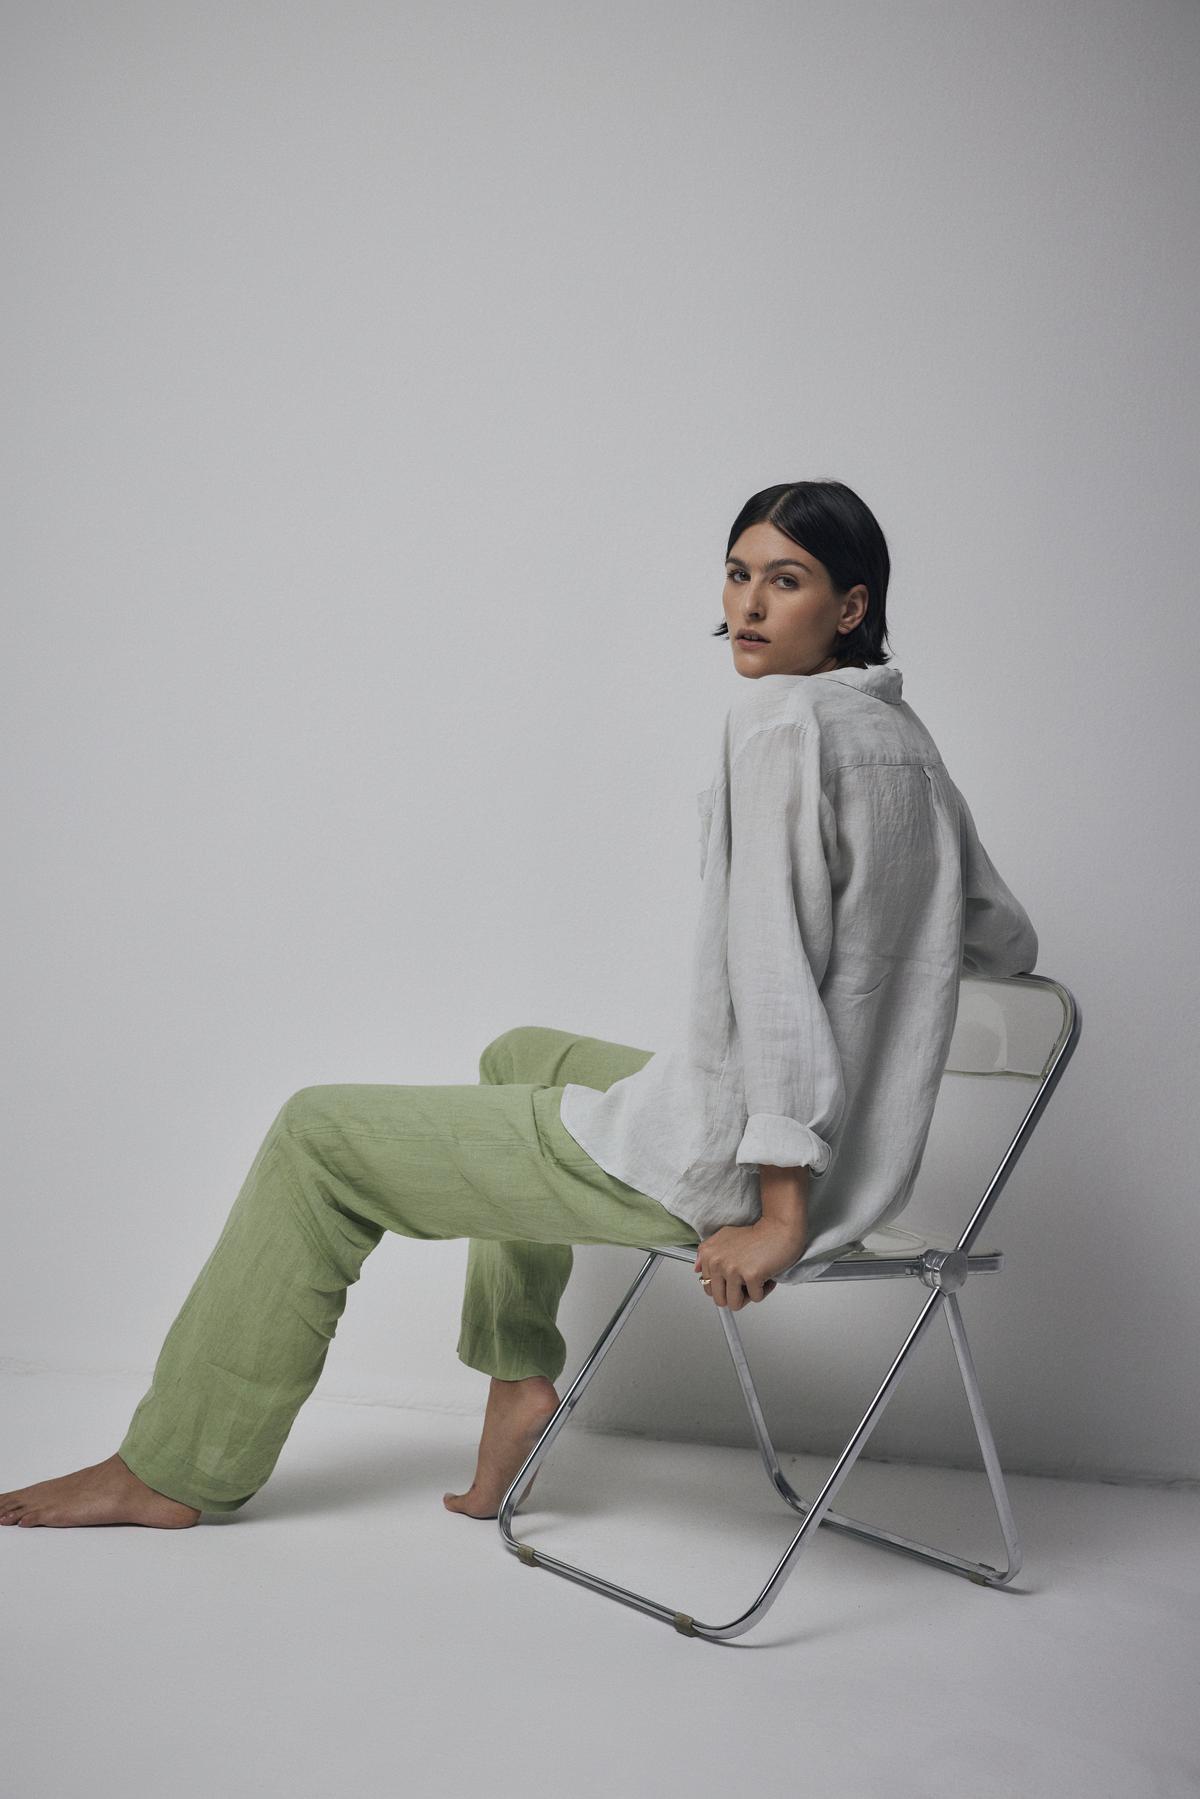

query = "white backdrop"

[{"left": 3, "top": 0, "right": 1197, "bottom": 1485}]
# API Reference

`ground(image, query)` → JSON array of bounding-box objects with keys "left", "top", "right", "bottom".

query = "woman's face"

[{"left": 723, "top": 521, "right": 868, "bottom": 678}]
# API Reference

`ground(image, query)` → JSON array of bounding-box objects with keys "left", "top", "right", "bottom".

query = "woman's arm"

[
  {"left": 953, "top": 777, "right": 1039, "bottom": 977},
  {"left": 693, "top": 718, "right": 835, "bottom": 1309},
  {"left": 759, "top": 1162, "right": 810, "bottom": 1231},
  {"left": 694, "top": 1168, "right": 810, "bottom": 1310},
  {"left": 725, "top": 721, "right": 846, "bottom": 1174}
]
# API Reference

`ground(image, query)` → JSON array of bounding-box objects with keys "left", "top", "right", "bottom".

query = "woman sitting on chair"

[{"left": 0, "top": 478, "right": 1037, "bottom": 1530}]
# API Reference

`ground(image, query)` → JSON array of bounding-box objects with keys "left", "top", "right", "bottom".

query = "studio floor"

[{"left": 2, "top": 1369, "right": 1197, "bottom": 1799}]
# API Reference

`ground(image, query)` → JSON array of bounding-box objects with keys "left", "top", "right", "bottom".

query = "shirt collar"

[{"left": 814, "top": 663, "right": 903, "bottom": 704}]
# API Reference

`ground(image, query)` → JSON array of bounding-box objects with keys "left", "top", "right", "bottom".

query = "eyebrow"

[{"left": 725, "top": 555, "right": 812, "bottom": 573}]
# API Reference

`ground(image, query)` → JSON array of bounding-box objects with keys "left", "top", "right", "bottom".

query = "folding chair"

[{"left": 497, "top": 971, "right": 1081, "bottom": 1641}]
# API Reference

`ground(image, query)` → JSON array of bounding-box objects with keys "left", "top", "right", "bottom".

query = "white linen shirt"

[{"left": 558, "top": 664, "right": 1039, "bottom": 1282}]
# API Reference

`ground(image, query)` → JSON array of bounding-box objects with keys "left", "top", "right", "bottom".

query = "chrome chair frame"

[{"left": 497, "top": 973, "right": 1081, "bottom": 1642}]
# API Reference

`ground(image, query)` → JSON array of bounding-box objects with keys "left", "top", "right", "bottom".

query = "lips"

[{"left": 737, "top": 632, "right": 769, "bottom": 642}]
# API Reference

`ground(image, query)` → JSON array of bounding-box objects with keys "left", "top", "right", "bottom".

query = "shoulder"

[{"left": 725, "top": 675, "right": 819, "bottom": 756}]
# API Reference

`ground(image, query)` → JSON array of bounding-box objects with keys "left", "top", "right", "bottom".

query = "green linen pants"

[{"left": 116, "top": 1025, "right": 701, "bottom": 1516}]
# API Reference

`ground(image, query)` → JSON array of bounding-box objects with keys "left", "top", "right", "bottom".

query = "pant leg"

[
  {"left": 117, "top": 1065, "right": 696, "bottom": 1516},
  {"left": 456, "top": 1026, "right": 660, "bottom": 1382}
]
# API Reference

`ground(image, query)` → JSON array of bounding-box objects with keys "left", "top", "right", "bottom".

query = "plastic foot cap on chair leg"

[{"left": 673, "top": 1612, "right": 697, "bottom": 1635}]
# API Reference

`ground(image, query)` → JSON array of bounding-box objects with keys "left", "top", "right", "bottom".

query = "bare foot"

[
  {"left": 0, "top": 1453, "right": 202, "bottom": 1528},
  {"left": 443, "top": 1375, "right": 560, "bottom": 1519}
]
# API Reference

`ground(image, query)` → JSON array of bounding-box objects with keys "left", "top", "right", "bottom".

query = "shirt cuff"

[{"left": 735, "top": 1113, "right": 833, "bottom": 1175}]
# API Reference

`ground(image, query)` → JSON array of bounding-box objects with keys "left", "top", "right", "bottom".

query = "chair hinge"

[{"left": 919, "top": 1248, "right": 968, "bottom": 1292}]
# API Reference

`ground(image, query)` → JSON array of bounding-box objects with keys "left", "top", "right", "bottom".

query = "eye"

[{"left": 725, "top": 568, "right": 799, "bottom": 588}]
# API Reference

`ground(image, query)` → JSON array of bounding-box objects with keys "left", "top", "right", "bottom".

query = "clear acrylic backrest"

[
  {"left": 896, "top": 973, "right": 1078, "bottom": 1248},
  {"left": 945, "top": 973, "right": 1074, "bottom": 1080}
]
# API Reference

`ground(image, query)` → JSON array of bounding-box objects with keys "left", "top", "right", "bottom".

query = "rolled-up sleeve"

[{"left": 726, "top": 723, "right": 846, "bottom": 1175}]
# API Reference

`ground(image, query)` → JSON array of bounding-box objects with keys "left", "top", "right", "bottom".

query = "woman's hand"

[{"left": 693, "top": 1214, "right": 811, "bottom": 1311}]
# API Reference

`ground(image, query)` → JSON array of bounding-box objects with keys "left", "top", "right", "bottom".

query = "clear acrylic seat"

[{"left": 495, "top": 971, "right": 1081, "bottom": 1642}]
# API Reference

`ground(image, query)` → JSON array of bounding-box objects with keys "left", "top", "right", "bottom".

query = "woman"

[{"left": 0, "top": 479, "right": 1037, "bottom": 1530}]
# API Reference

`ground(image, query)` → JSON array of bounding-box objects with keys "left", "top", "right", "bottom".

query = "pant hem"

[
  {"left": 456, "top": 1345, "right": 565, "bottom": 1383},
  {"left": 117, "top": 1439, "right": 254, "bottom": 1516}
]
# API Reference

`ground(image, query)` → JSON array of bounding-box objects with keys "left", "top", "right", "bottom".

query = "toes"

[{"left": 443, "top": 1491, "right": 490, "bottom": 1518}]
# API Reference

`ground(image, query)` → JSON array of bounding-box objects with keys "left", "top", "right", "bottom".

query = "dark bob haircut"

[{"left": 713, "top": 478, "right": 893, "bottom": 667}]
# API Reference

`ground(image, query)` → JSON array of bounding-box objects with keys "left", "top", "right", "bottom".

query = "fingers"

[
  {"left": 707, "top": 1272, "right": 749, "bottom": 1310},
  {"left": 699, "top": 1270, "right": 776, "bottom": 1308},
  {"left": 701, "top": 1269, "right": 730, "bottom": 1309}
]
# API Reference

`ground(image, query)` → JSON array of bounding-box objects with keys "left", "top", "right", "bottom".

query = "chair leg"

[
  {"left": 496, "top": 1250, "right": 664, "bottom": 1538},
  {"left": 498, "top": 1256, "right": 993, "bottom": 1640},
  {"left": 718, "top": 1286, "right": 1022, "bottom": 1587},
  {"left": 941, "top": 1291, "right": 1023, "bottom": 1581}
]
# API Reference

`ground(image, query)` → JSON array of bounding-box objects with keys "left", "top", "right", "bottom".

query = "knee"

[
  {"left": 478, "top": 1025, "right": 544, "bottom": 1085},
  {"left": 278, "top": 1085, "right": 326, "bottom": 1133}
]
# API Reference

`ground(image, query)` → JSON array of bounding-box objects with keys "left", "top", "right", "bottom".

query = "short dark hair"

[{"left": 713, "top": 478, "right": 893, "bottom": 667}]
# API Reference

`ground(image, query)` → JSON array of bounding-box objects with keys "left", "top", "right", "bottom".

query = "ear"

[{"left": 844, "top": 584, "right": 869, "bottom": 629}]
